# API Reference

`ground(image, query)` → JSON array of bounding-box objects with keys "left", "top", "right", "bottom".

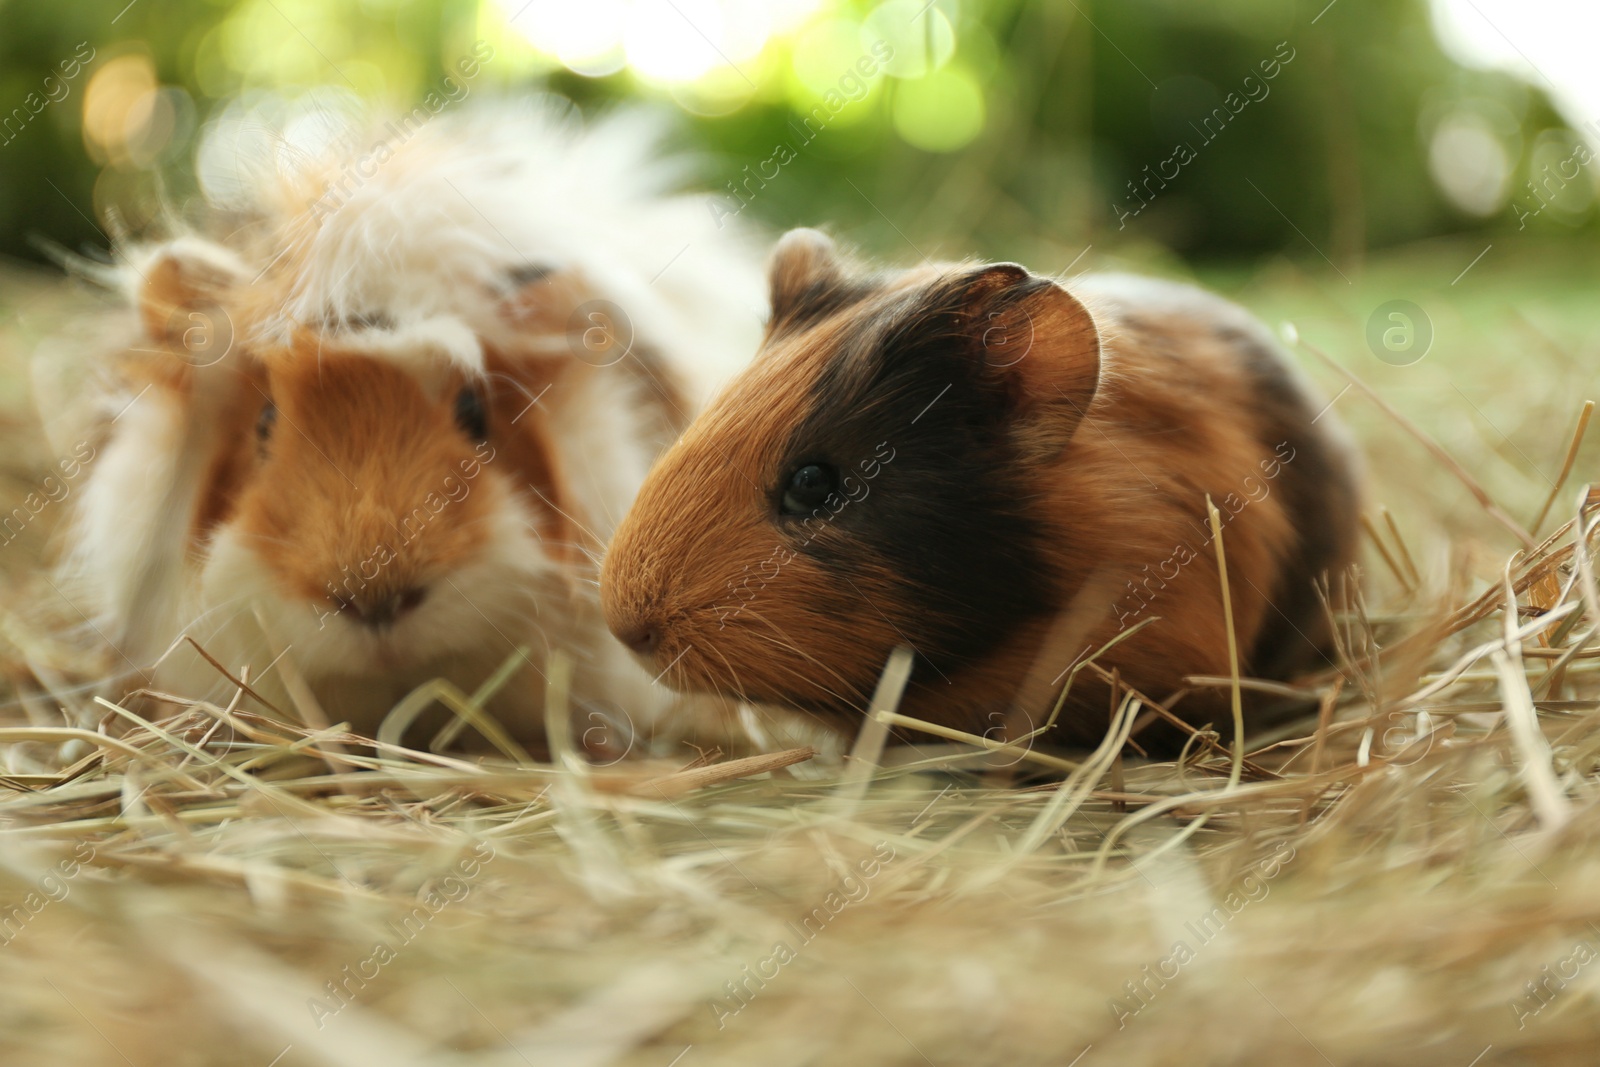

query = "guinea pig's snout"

[
  {"left": 337, "top": 585, "right": 428, "bottom": 629},
  {"left": 601, "top": 536, "right": 663, "bottom": 661}
]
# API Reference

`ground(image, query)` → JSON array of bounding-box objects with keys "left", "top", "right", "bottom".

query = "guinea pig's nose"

[
  {"left": 615, "top": 622, "right": 662, "bottom": 658},
  {"left": 344, "top": 586, "right": 428, "bottom": 628}
]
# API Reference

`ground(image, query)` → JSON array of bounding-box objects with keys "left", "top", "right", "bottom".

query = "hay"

[
  {"left": 2, "top": 253, "right": 1600, "bottom": 1066},
  {"left": 0, "top": 488, "right": 1594, "bottom": 1066}
]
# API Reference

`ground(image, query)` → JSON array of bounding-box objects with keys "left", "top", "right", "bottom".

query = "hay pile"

[{"left": 2, "top": 253, "right": 1599, "bottom": 1066}]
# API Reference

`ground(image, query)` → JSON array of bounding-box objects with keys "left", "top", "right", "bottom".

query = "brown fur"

[
  {"left": 601, "top": 230, "right": 1361, "bottom": 747},
  {"left": 233, "top": 343, "right": 505, "bottom": 611}
]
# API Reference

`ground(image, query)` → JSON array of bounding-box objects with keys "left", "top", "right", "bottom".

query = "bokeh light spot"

[
  {"left": 790, "top": 18, "right": 868, "bottom": 97},
  {"left": 892, "top": 63, "right": 984, "bottom": 152},
  {"left": 1429, "top": 109, "right": 1513, "bottom": 216},
  {"left": 82, "top": 54, "right": 160, "bottom": 168},
  {"left": 624, "top": 0, "right": 724, "bottom": 84},
  {"left": 865, "top": 0, "right": 955, "bottom": 79}
]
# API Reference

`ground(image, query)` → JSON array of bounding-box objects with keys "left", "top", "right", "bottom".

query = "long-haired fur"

[{"left": 50, "top": 97, "right": 763, "bottom": 747}]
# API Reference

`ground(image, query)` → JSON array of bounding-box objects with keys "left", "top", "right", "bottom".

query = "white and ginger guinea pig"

[
  {"left": 600, "top": 229, "right": 1361, "bottom": 748},
  {"left": 56, "top": 104, "right": 762, "bottom": 750}
]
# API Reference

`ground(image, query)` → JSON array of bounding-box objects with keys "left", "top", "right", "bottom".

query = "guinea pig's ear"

[
  {"left": 496, "top": 261, "right": 600, "bottom": 352},
  {"left": 959, "top": 263, "right": 1101, "bottom": 462},
  {"left": 767, "top": 228, "right": 846, "bottom": 332},
  {"left": 134, "top": 237, "right": 248, "bottom": 346}
]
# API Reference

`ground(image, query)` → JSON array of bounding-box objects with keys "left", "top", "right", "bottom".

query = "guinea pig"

[
  {"left": 599, "top": 229, "right": 1361, "bottom": 748},
  {"left": 52, "top": 102, "right": 762, "bottom": 748}
]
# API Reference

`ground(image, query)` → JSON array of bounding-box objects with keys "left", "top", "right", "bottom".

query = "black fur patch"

[{"left": 776, "top": 277, "right": 1060, "bottom": 696}]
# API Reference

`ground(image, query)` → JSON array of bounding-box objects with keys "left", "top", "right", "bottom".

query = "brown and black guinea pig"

[{"left": 599, "top": 229, "right": 1362, "bottom": 749}]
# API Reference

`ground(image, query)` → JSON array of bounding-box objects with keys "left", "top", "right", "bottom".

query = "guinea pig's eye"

[
  {"left": 454, "top": 384, "right": 488, "bottom": 441},
  {"left": 779, "top": 463, "right": 839, "bottom": 517},
  {"left": 255, "top": 401, "right": 276, "bottom": 445}
]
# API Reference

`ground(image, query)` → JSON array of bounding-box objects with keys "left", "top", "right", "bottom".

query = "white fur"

[
  {"left": 255, "top": 99, "right": 765, "bottom": 405},
  {"left": 346, "top": 316, "right": 487, "bottom": 381}
]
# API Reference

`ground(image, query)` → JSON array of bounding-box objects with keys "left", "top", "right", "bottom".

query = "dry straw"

[{"left": 0, "top": 371, "right": 1597, "bottom": 1065}]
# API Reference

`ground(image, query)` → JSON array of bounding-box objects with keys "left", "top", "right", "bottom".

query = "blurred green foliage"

[{"left": 0, "top": 0, "right": 1582, "bottom": 271}]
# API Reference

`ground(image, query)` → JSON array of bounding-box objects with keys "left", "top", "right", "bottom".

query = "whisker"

[{"left": 727, "top": 606, "right": 861, "bottom": 709}]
